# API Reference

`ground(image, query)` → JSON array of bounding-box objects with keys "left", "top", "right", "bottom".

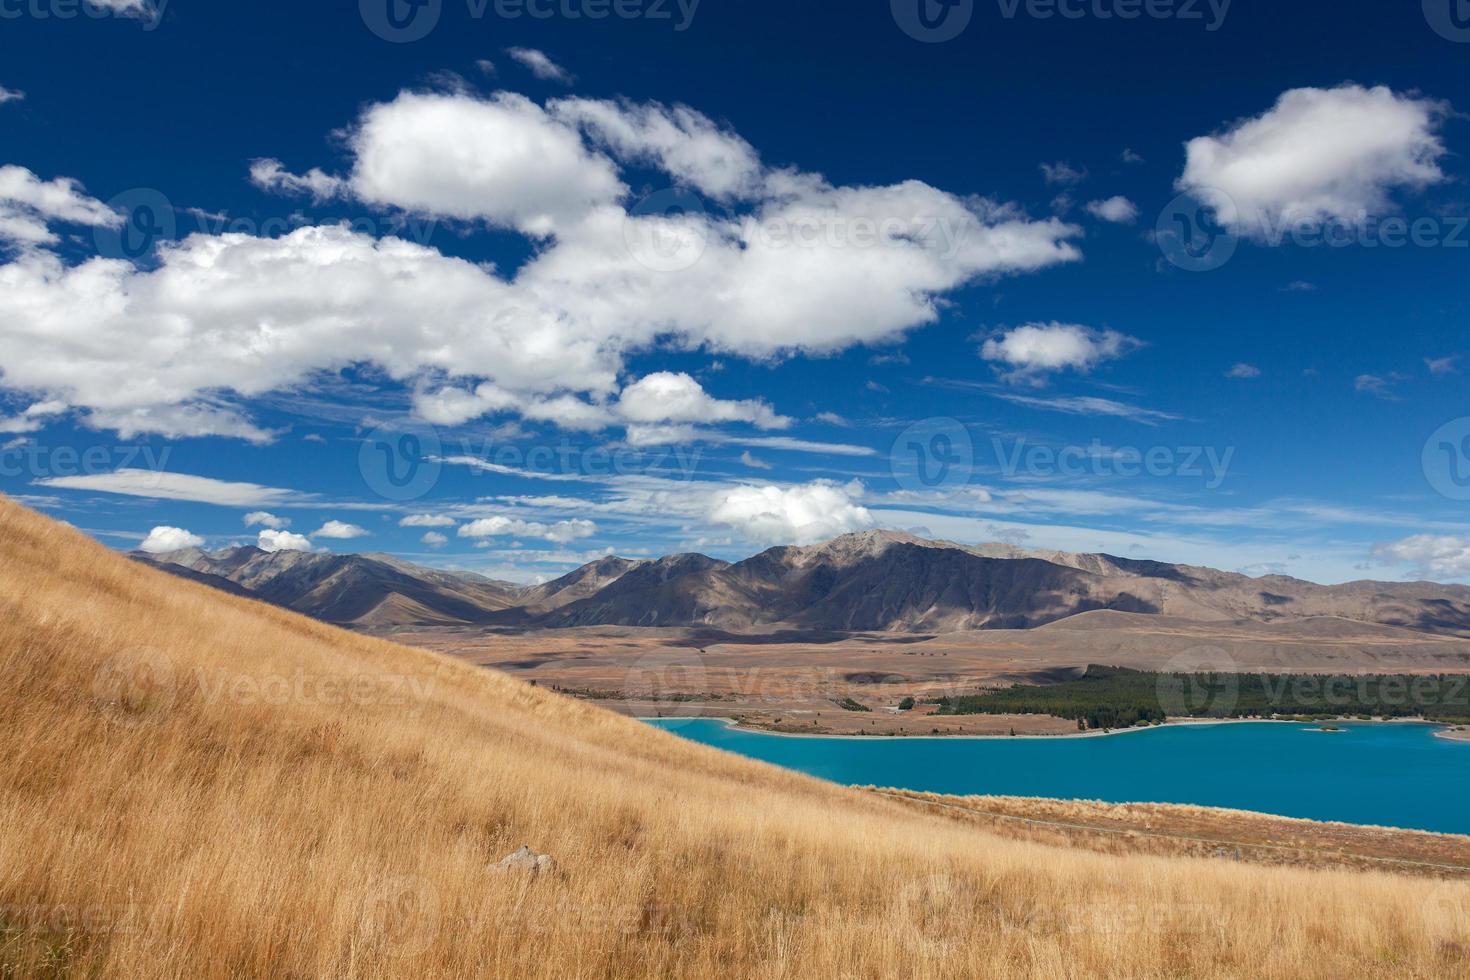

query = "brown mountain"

[{"left": 133, "top": 529, "right": 1470, "bottom": 638}]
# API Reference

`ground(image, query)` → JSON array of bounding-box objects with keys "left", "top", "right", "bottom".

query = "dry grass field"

[{"left": 2, "top": 494, "right": 1469, "bottom": 978}]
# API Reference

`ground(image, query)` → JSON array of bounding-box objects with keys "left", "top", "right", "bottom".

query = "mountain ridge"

[{"left": 131, "top": 530, "right": 1470, "bottom": 639}]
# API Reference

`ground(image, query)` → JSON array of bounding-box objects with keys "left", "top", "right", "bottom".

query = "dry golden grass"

[{"left": 1, "top": 494, "right": 1468, "bottom": 978}]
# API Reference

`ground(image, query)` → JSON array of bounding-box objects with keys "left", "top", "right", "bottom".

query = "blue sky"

[{"left": 1, "top": 0, "right": 1468, "bottom": 583}]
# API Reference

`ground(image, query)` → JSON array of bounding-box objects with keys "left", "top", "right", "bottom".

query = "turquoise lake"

[{"left": 646, "top": 718, "right": 1470, "bottom": 836}]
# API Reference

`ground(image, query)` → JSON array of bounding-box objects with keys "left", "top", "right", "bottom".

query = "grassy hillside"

[{"left": 0, "top": 496, "right": 1466, "bottom": 978}]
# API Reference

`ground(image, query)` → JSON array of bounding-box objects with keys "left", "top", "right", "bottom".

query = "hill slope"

[{"left": 7, "top": 497, "right": 1456, "bottom": 976}]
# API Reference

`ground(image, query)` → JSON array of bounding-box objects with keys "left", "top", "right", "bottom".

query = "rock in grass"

[{"left": 495, "top": 845, "right": 555, "bottom": 874}]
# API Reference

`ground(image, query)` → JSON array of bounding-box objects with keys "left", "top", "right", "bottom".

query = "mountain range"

[{"left": 132, "top": 530, "right": 1470, "bottom": 638}]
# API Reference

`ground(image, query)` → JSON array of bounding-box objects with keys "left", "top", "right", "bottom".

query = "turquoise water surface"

[{"left": 646, "top": 718, "right": 1470, "bottom": 835}]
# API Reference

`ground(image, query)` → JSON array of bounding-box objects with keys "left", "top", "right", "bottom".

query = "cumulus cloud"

[
  {"left": 1, "top": 87, "right": 1081, "bottom": 442},
  {"left": 0, "top": 86, "right": 24, "bottom": 105},
  {"left": 139, "top": 525, "right": 205, "bottom": 554},
  {"left": 0, "top": 165, "right": 119, "bottom": 247},
  {"left": 708, "top": 481, "right": 875, "bottom": 546},
  {"left": 1085, "top": 196, "right": 1139, "bottom": 224},
  {"left": 311, "top": 520, "right": 369, "bottom": 539},
  {"left": 421, "top": 531, "right": 448, "bottom": 547},
  {"left": 616, "top": 372, "right": 790, "bottom": 430},
  {"left": 1373, "top": 535, "right": 1470, "bottom": 580},
  {"left": 551, "top": 98, "right": 763, "bottom": 200},
  {"left": 1177, "top": 85, "right": 1448, "bottom": 239},
  {"left": 243, "top": 511, "right": 290, "bottom": 529},
  {"left": 980, "top": 323, "right": 1142, "bottom": 385},
  {"left": 505, "top": 48, "right": 574, "bottom": 84},
  {"left": 459, "top": 516, "right": 597, "bottom": 544},
  {"left": 400, "top": 513, "right": 456, "bottom": 527},
  {"left": 1226, "top": 363, "right": 1261, "bottom": 379},
  {"left": 257, "top": 529, "right": 314, "bottom": 553}
]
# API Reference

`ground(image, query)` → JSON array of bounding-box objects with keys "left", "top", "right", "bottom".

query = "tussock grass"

[{"left": 0, "top": 495, "right": 1466, "bottom": 978}]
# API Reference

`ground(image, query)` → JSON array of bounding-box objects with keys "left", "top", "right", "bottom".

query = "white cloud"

[
  {"left": 36, "top": 470, "right": 312, "bottom": 507},
  {"left": 1040, "top": 161, "right": 1086, "bottom": 186},
  {"left": 708, "top": 481, "right": 875, "bottom": 546},
  {"left": 986, "top": 391, "right": 1182, "bottom": 426},
  {"left": 421, "top": 531, "right": 448, "bottom": 547},
  {"left": 1373, "top": 535, "right": 1470, "bottom": 580},
  {"left": 248, "top": 159, "right": 345, "bottom": 203},
  {"left": 1226, "top": 363, "right": 1261, "bottom": 379},
  {"left": 0, "top": 86, "right": 24, "bottom": 105},
  {"left": 739, "top": 450, "right": 772, "bottom": 470},
  {"left": 400, "top": 513, "right": 456, "bottom": 527},
  {"left": 0, "top": 165, "right": 119, "bottom": 246},
  {"left": 505, "top": 47, "right": 574, "bottom": 84},
  {"left": 243, "top": 511, "right": 290, "bottom": 529},
  {"left": 257, "top": 529, "right": 314, "bottom": 553},
  {"left": 551, "top": 98, "right": 763, "bottom": 200},
  {"left": 1426, "top": 355, "right": 1459, "bottom": 376},
  {"left": 1085, "top": 196, "right": 1139, "bottom": 224},
  {"left": 616, "top": 372, "right": 789, "bottom": 430},
  {"left": 1, "top": 87, "right": 1081, "bottom": 442},
  {"left": 980, "top": 323, "right": 1141, "bottom": 384},
  {"left": 459, "top": 516, "right": 597, "bottom": 544},
  {"left": 0, "top": 399, "right": 67, "bottom": 434},
  {"left": 1177, "top": 85, "right": 1447, "bottom": 239},
  {"left": 139, "top": 525, "right": 204, "bottom": 554},
  {"left": 311, "top": 520, "right": 369, "bottom": 539}
]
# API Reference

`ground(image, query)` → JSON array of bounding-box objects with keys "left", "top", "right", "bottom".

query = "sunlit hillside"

[{"left": 0, "top": 495, "right": 1466, "bottom": 979}]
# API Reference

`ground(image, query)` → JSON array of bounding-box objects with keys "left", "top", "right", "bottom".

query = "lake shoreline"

[{"left": 640, "top": 714, "right": 1466, "bottom": 742}]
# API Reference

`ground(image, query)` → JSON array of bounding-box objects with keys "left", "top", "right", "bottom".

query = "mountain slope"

[{"left": 2, "top": 495, "right": 1465, "bottom": 978}]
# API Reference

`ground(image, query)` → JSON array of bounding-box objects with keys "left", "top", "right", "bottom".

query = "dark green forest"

[{"left": 932, "top": 666, "right": 1470, "bottom": 731}]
